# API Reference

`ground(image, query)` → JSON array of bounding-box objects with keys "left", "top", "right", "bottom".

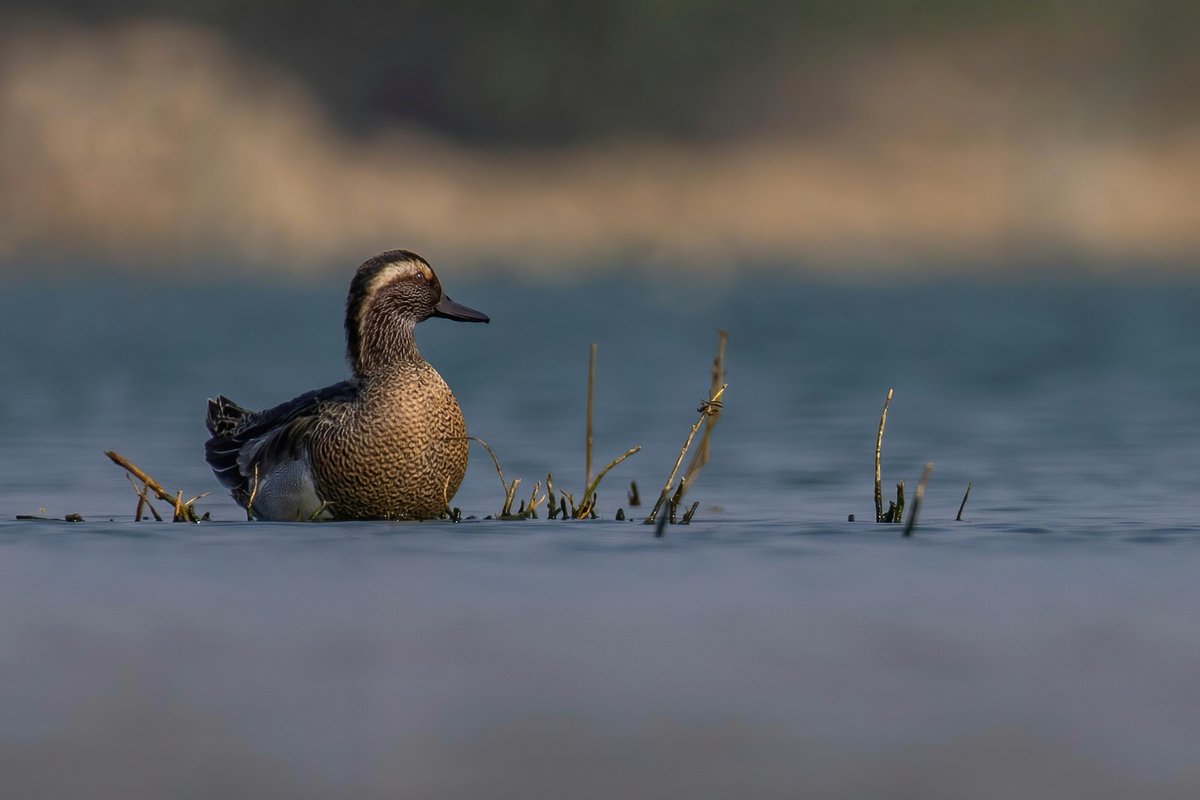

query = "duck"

[{"left": 204, "top": 250, "right": 489, "bottom": 521}]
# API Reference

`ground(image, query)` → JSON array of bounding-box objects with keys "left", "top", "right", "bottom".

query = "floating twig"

[
  {"left": 105, "top": 450, "right": 205, "bottom": 522},
  {"left": 956, "top": 481, "right": 973, "bottom": 521},
  {"left": 16, "top": 513, "right": 85, "bottom": 522},
  {"left": 874, "top": 388, "right": 893, "bottom": 523},
  {"left": 627, "top": 480, "right": 640, "bottom": 506},
  {"left": 903, "top": 463, "right": 934, "bottom": 537}
]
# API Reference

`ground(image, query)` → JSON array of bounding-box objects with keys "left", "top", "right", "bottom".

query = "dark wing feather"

[{"left": 204, "top": 380, "right": 358, "bottom": 498}]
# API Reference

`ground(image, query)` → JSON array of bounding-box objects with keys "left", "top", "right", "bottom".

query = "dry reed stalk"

[
  {"left": 874, "top": 388, "right": 893, "bottom": 523},
  {"left": 644, "top": 384, "right": 728, "bottom": 525},
  {"left": 903, "top": 463, "right": 934, "bottom": 537},
  {"left": 682, "top": 330, "right": 728, "bottom": 485},
  {"left": 585, "top": 342, "right": 596, "bottom": 490}
]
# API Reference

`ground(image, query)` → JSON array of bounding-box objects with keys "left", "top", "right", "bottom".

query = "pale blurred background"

[{"left": 3, "top": 0, "right": 1199, "bottom": 278}]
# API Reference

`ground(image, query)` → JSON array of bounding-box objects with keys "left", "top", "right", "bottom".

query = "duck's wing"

[{"left": 204, "top": 380, "right": 359, "bottom": 498}]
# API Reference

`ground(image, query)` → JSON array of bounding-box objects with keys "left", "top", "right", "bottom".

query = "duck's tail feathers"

[
  {"left": 205, "top": 395, "right": 253, "bottom": 493},
  {"left": 206, "top": 395, "right": 250, "bottom": 436}
]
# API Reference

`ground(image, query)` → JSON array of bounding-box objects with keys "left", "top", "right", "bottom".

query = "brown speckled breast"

[{"left": 308, "top": 361, "right": 468, "bottom": 520}]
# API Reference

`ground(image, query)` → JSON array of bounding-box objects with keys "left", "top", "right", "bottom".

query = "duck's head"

[{"left": 345, "top": 250, "right": 488, "bottom": 374}]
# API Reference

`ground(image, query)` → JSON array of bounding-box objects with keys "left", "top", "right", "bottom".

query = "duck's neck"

[{"left": 351, "top": 315, "right": 422, "bottom": 383}]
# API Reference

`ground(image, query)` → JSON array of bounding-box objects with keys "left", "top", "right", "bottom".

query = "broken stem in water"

[
  {"left": 903, "top": 463, "right": 934, "bottom": 537},
  {"left": 956, "top": 481, "right": 973, "bottom": 521}
]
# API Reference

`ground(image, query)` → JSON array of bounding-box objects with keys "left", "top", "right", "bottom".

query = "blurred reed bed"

[{"left": 2, "top": 19, "right": 1200, "bottom": 276}]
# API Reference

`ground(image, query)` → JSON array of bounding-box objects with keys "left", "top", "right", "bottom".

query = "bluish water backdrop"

[{"left": 1, "top": 273, "right": 1199, "bottom": 797}]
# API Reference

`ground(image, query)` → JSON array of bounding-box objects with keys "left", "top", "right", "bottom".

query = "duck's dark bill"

[{"left": 432, "top": 295, "right": 490, "bottom": 323}]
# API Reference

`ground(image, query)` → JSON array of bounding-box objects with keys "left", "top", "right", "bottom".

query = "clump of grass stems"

[
  {"left": 465, "top": 342, "right": 641, "bottom": 521},
  {"left": 870, "top": 390, "right": 963, "bottom": 534},
  {"left": 467, "top": 436, "right": 547, "bottom": 520}
]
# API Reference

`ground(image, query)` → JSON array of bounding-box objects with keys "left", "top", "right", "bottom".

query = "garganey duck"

[{"left": 205, "top": 250, "right": 489, "bottom": 520}]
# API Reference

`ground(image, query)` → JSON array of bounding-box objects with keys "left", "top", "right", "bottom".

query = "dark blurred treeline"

[{"left": 8, "top": 0, "right": 1198, "bottom": 145}]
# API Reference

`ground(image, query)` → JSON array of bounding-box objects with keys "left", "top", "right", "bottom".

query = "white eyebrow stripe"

[{"left": 355, "top": 257, "right": 434, "bottom": 341}]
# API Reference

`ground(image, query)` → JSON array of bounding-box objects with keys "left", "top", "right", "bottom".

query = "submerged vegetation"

[{"left": 459, "top": 333, "right": 717, "bottom": 527}]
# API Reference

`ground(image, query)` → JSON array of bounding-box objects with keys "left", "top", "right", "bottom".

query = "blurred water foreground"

[{"left": 1, "top": 15, "right": 1199, "bottom": 277}]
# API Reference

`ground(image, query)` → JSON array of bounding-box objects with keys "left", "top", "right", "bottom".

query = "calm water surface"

[{"left": 1, "top": 273, "right": 1198, "bottom": 797}]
